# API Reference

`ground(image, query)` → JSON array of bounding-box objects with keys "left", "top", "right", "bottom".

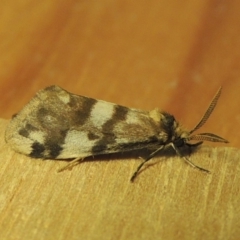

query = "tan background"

[{"left": 0, "top": 1, "right": 240, "bottom": 239}]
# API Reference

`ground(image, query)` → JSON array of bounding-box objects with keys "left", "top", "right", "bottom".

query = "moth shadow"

[
  {"left": 123, "top": 145, "right": 200, "bottom": 177},
  {"left": 55, "top": 144, "right": 201, "bottom": 176}
]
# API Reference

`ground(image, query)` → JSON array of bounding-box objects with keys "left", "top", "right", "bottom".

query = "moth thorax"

[
  {"left": 173, "top": 124, "right": 189, "bottom": 141},
  {"left": 149, "top": 108, "right": 161, "bottom": 122}
]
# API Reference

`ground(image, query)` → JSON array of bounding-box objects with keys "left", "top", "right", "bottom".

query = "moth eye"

[{"left": 175, "top": 138, "right": 184, "bottom": 147}]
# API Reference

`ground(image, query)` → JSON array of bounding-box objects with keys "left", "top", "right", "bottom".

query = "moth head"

[
  {"left": 170, "top": 121, "right": 190, "bottom": 147},
  {"left": 158, "top": 112, "right": 189, "bottom": 145},
  {"left": 175, "top": 87, "right": 228, "bottom": 147}
]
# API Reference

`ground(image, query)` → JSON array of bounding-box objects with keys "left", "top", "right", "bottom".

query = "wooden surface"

[{"left": 0, "top": 1, "right": 240, "bottom": 239}]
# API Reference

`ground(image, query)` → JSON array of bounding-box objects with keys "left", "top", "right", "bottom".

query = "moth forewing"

[{"left": 5, "top": 86, "right": 162, "bottom": 159}]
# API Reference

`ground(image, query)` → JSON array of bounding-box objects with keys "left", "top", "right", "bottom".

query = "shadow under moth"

[{"left": 5, "top": 85, "right": 228, "bottom": 181}]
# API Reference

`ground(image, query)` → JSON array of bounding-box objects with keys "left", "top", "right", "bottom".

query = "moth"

[{"left": 5, "top": 85, "right": 228, "bottom": 181}]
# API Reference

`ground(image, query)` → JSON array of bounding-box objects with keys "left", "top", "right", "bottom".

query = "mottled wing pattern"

[{"left": 5, "top": 86, "right": 161, "bottom": 159}]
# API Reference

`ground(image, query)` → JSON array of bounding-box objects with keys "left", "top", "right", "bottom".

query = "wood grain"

[
  {"left": 1, "top": 119, "right": 240, "bottom": 240},
  {"left": 0, "top": 0, "right": 240, "bottom": 239}
]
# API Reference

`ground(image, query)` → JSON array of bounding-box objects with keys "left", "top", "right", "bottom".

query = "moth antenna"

[
  {"left": 188, "top": 133, "right": 229, "bottom": 143},
  {"left": 189, "top": 87, "right": 222, "bottom": 134}
]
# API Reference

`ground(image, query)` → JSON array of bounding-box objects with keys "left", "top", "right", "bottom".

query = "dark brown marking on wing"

[
  {"left": 117, "top": 136, "right": 160, "bottom": 151},
  {"left": 43, "top": 128, "right": 68, "bottom": 158},
  {"left": 91, "top": 105, "right": 128, "bottom": 154},
  {"left": 19, "top": 128, "right": 29, "bottom": 138},
  {"left": 71, "top": 97, "right": 97, "bottom": 125},
  {"left": 29, "top": 127, "right": 68, "bottom": 159},
  {"left": 88, "top": 132, "right": 100, "bottom": 140},
  {"left": 36, "top": 107, "right": 68, "bottom": 134},
  {"left": 37, "top": 107, "right": 49, "bottom": 117},
  {"left": 30, "top": 142, "right": 45, "bottom": 158},
  {"left": 19, "top": 124, "right": 39, "bottom": 138},
  {"left": 26, "top": 123, "right": 39, "bottom": 131},
  {"left": 45, "top": 142, "right": 63, "bottom": 158}
]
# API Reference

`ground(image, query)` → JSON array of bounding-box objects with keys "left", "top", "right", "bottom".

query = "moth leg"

[
  {"left": 130, "top": 145, "right": 165, "bottom": 182},
  {"left": 182, "top": 157, "right": 210, "bottom": 173},
  {"left": 57, "top": 157, "right": 83, "bottom": 172},
  {"left": 171, "top": 143, "right": 210, "bottom": 173}
]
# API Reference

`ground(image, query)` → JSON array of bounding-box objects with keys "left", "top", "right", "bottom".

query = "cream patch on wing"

[
  {"left": 125, "top": 110, "right": 146, "bottom": 125},
  {"left": 28, "top": 131, "right": 46, "bottom": 144},
  {"left": 57, "top": 90, "right": 71, "bottom": 104},
  {"left": 58, "top": 130, "right": 98, "bottom": 158},
  {"left": 89, "top": 100, "right": 115, "bottom": 128},
  {"left": 6, "top": 134, "right": 33, "bottom": 155}
]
